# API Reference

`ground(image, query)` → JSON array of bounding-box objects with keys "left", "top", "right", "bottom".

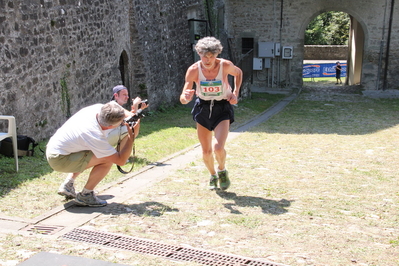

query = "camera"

[
  {"left": 124, "top": 109, "right": 145, "bottom": 127},
  {"left": 124, "top": 99, "right": 148, "bottom": 127},
  {"left": 138, "top": 99, "right": 148, "bottom": 109}
]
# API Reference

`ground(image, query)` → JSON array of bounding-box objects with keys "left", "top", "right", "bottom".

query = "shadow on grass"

[
  {"left": 64, "top": 200, "right": 179, "bottom": 217},
  {"left": 0, "top": 142, "right": 53, "bottom": 195},
  {"left": 216, "top": 191, "right": 292, "bottom": 215}
]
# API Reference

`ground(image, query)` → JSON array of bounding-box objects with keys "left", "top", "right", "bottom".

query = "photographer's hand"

[
  {"left": 114, "top": 121, "right": 135, "bottom": 166},
  {"left": 123, "top": 121, "right": 135, "bottom": 140},
  {"left": 131, "top": 97, "right": 142, "bottom": 113},
  {"left": 139, "top": 102, "right": 148, "bottom": 110},
  {"left": 131, "top": 119, "right": 140, "bottom": 138}
]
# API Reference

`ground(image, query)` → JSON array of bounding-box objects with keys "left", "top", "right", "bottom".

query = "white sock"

[
  {"left": 82, "top": 188, "right": 93, "bottom": 195},
  {"left": 64, "top": 176, "right": 75, "bottom": 184},
  {"left": 217, "top": 168, "right": 226, "bottom": 173}
]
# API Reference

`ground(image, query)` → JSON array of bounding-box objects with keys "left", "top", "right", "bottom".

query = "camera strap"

[{"left": 116, "top": 128, "right": 136, "bottom": 174}]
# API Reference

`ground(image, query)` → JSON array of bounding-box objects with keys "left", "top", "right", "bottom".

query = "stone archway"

[
  {"left": 347, "top": 17, "right": 364, "bottom": 85},
  {"left": 302, "top": 10, "right": 366, "bottom": 87},
  {"left": 119, "top": 50, "right": 130, "bottom": 90}
]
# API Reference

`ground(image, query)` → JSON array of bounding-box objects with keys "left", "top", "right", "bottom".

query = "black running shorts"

[{"left": 191, "top": 98, "right": 234, "bottom": 131}]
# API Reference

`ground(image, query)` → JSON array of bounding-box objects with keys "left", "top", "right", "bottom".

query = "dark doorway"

[{"left": 119, "top": 51, "right": 130, "bottom": 89}]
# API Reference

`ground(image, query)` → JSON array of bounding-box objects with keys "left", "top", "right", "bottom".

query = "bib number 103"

[
  {"left": 201, "top": 86, "right": 222, "bottom": 96},
  {"left": 203, "top": 86, "right": 221, "bottom": 93},
  {"left": 200, "top": 80, "right": 223, "bottom": 96}
]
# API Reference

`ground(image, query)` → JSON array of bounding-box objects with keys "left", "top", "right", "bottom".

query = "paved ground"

[
  {"left": 17, "top": 252, "right": 129, "bottom": 266},
  {"left": 0, "top": 91, "right": 298, "bottom": 239}
]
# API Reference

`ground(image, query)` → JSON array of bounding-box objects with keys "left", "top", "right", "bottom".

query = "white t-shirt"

[{"left": 47, "top": 104, "right": 116, "bottom": 158}]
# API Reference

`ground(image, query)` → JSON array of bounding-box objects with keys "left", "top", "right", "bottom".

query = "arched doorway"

[
  {"left": 303, "top": 11, "right": 365, "bottom": 86},
  {"left": 347, "top": 17, "right": 364, "bottom": 85},
  {"left": 119, "top": 50, "right": 130, "bottom": 90}
]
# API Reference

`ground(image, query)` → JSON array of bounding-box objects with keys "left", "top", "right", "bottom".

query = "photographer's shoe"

[
  {"left": 218, "top": 170, "right": 230, "bottom": 190},
  {"left": 58, "top": 181, "right": 76, "bottom": 199},
  {"left": 209, "top": 175, "right": 218, "bottom": 190},
  {"left": 74, "top": 191, "right": 107, "bottom": 207}
]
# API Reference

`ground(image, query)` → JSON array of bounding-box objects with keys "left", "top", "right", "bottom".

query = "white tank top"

[{"left": 196, "top": 59, "right": 232, "bottom": 101}]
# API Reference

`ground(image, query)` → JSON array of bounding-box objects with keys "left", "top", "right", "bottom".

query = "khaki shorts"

[{"left": 47, "top": 151, "right": 93, "bottom": 173}]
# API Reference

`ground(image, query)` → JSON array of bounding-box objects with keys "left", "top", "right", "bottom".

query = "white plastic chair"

[{"left": 0, "top": 116, "right": 18, "bottom": 172}]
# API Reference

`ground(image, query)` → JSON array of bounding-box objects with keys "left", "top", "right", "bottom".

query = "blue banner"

[{"left": 303, "top": 63, "right": 346, "bottom": 78}]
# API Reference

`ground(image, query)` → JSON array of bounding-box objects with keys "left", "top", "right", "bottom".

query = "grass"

[
  {"left": 303, "top": 77, "right": 338, "bottom": 85},
  {"left": 1, "top": 90, "right": 399, "bottom": 266},
  {"left": 0, "top": 92, "right": 286, "bottom": 219},
  {"left": 101, "top": 91, "right": 398, "bottom": 266}
]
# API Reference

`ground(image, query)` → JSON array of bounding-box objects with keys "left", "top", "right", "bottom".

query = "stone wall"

[
  {"left": 304, "top": 45, "right": 348, "bottom": 60},
  {"left": 130, "top": 0, "right": 204, "bottom": 106},
  {"left": 1, "top": 0, "right": 132, "bottom": 139},
  {"left": 0, "top": 0, "right": 203, "bottom": 140}
]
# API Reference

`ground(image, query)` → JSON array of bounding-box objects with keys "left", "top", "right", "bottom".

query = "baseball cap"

[
  {"left": 111, "top": 85, "right": 127, "bottom": 100},
  {"left": 113, "top": 85, "right": 127, "bottom": 94}
]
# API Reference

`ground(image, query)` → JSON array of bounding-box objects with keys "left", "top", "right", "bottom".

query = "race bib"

[{"left": 199, "top": 80, "right": 223, "bottom": 97}]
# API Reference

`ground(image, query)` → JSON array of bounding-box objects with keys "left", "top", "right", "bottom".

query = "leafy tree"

[{"left": 305, "top": 11, "right": 350, "bottom": 45}]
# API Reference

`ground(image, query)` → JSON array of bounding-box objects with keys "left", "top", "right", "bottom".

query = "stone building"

[
  {"left": 1, "top": 0, "right": 208, "bottom": 139},
  {"left": 224, "top": 0, "right": 398, "bottom": 91},
  {"left": 0, "top": 0, "right": 398, "bottom": 140}
]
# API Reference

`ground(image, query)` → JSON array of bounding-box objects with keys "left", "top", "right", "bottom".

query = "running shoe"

[
  {"left": 218, "top": 170, "right": 230, "bottom": 190},
  {"left": 74, "top": 191, "right": 107, "bottom": 207},
  {"left": 58, "top": 181, "right": 76, "bottom": 199},
  {"left": 209, "top": 174, "right": 218, "bottom": 190}
]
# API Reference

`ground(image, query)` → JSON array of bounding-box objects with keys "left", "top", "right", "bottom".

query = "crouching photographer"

[{"left": 46, "top": 101, "right": 139, "bottom": 207}]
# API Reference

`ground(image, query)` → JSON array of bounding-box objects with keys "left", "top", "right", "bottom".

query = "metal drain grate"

[
  {"left": 63, "top": 228, "right": 285, "bottom": 266},
  {"left": 21, "top": 224, "right": 65, "bottom": 235}
]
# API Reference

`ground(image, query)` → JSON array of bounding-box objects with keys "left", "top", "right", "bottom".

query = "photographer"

[
  {"left": 46, "top": 101, "right": 140, "bottom": 207},
  {"left": 107, "top": 85, "right": 148, "bottom": 146}
]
